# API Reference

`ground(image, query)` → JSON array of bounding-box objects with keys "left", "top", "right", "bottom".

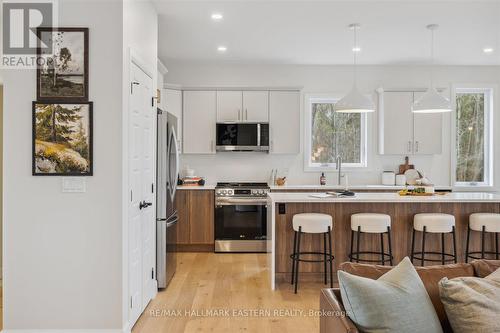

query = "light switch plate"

[{"left": 62, "top": 177, "right": 86, "bottom": 193}]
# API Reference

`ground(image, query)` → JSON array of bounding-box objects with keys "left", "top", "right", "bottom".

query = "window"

[
  {"left": 454, "top": 87, "right": 493, "bottom": 187},
  {"left": 305, "top": 97, "right": 367, "bottom": 170}
]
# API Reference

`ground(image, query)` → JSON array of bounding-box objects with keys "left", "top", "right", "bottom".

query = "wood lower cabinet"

[{"left": 174, "top": 189, "right": 214, "bottom": 251}]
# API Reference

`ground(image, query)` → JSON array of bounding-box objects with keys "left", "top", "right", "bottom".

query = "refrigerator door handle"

[{"left": 168, "top": 126, "right": 180, "bottom": 203}]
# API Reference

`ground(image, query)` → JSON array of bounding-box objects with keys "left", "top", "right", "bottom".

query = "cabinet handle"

[
  {"left": 238, "top": 109, "right": 241, "bottom": 121},
  {"left": 415, "top": 141, "right": 419, "bottom": 153},
  {"left": 245, "top": 109, "right": 248, "bottom": 120},
  {"left": 211, "top": 140, "right": 214, "bottom": 152},
  {"left": 407, "top": 141, "right": 412, "bottom": 153}
]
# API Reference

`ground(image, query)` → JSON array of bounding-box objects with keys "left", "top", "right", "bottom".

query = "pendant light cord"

[
  {"left": 353, "top": 25, "right": 358, "bottom": 87},
  {"left": 430, "top": 26, "right": 435, "bottom": 88}
]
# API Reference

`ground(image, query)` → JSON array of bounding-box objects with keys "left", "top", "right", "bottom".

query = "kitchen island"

[{"left": 266, "top": 192, "right": 500, "bottom": 289}]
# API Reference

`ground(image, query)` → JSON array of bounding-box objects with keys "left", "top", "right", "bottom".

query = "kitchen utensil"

[
  {"left": 382, "top": 171, "right": 396, "bottom": 186},
  {"left": 276, "top": 177, "right": 287, "bottom": 186},
  {"left": 404, "top": 169, "right": 421, "bottom": 185},
  {"left": 395, "top": 174, "right": 406, "bottom": 186},
  {"left": 398, "top": 156, "right": 414, "bottom": 175}
]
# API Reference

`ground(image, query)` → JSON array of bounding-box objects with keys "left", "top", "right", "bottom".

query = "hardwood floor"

[{"left": 132, "top": 253, "right": 330, "bottom": 333}]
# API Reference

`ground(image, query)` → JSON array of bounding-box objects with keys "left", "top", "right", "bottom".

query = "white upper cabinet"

[
  {"left": 164, "top": 89, "right": 183, "bottom": 151},
  {"left": 380, "top": 91, "right": 414, "bottom": 155},
  {"left": 269, "top": 91, "right": 300, "bottom": 154},
  {"left": 217, "top": 91, "right": 243, "bottom": 122},
  {"left": 183, "top": 91, "right": 216, "bottom": 154},
  {"left": 413, "top": 92, "right": 443, "bottom": 155},
  {"left": 379, "top": 90, "right": 443, "bottom": 155},
  {"left": 242, "top": 91, "right": 269, "bottom": 122}
]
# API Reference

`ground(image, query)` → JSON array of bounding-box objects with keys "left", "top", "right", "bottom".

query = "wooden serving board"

[
  {"left": 398, "top": 192, "right": 447, "bottom": 197},
  {"left": 398, "top": 156, "right": 414, "bottom": 174}
]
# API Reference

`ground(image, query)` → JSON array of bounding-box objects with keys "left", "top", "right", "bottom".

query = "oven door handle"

[{"left": 215, "top": 198, "right": 268, "bottom": 206}]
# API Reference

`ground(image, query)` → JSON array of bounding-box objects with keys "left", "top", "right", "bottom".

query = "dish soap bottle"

[{"left": 320, "top": 172, "right": 326, "bottom": 186}]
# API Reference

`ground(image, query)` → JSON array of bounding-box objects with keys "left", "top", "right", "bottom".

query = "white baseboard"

[{"left": 2, "top": 329, "right": 126, "bottom": 333}]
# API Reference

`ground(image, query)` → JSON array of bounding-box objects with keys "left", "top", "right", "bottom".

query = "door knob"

[{"left": 139, "top": 201, "right": 153, "bottom": 210}]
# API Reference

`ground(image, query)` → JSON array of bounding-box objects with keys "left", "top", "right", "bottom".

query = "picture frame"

[
  {"left": 36, "top": 27, "right": 89, "bottom": 102},
  {"left": 32, "top": 101, "right": 93, "bottom": 176}
]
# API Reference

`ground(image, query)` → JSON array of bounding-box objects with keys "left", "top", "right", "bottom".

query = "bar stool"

[
  {"left": 411, "top": 213, "right": 457, "bottom": 266},
  {"left": 290, "top": 213, "right": 334, "bottom": 294},
  {"left": 349, "top": 213, "right": 393, "bottom": 265},
  {"left": 465, "top": 213, "right": 500, "bottom": 262}
]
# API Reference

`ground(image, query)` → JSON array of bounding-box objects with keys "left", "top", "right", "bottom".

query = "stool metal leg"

[
  {"left": 465, "top": 225, "right": 471, "bottom": 263},
  {"left": 496, "top": 233, "right": 499, "bottom": 260},
  {"left": 387, "top": 226, "right": 393, "bottom": 265},
  {"left": 356, "top": 226, "right": 361, "bottom": 263},
  {"left": 411, "top": 228, "right": 416, "bottom": 264},
  {"left": 421, "top": 226, "right": 427, "bottom": 266},
  {"left": 294, "top": 227, "right": 302, "bottom": 294},
  {"left": 481, "top": 225, "right": 486, "bottom": 259},
  {"left": 380, "top": 233, "right": 385, "bottom": 265},
  {"left": 291, "top": 231, "right": 297, "bottom": 285},
  {"left": 349, "top": 230, "right": 354, "bottom": 262},
  {"left": 323, "top": 232, "right": 327, "bottom": 285},
  {"left": 441, "top": 233, "right": 445, "bottom": 265},
  {"left": 452, "top": 226, "right": 457, "bottom": 264},
  {"left": 328, "top": 226, "right": 333, "bottom": 288}
]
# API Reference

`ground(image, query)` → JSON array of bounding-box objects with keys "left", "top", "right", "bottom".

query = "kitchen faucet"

[{"left": 336, "top": 155, "right": 344, "bottom": 186}]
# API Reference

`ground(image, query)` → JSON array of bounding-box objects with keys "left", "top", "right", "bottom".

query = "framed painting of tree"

[
  {"left": 36, "top": 27, "right": 89, "bottom": 102},
  {"left": 32, "top": 101, "right": 93, "bottom": 176}
]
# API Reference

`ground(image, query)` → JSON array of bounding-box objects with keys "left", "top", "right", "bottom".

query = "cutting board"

[{"left": 398, "top": 156, "right": 414, "bottom": 174}]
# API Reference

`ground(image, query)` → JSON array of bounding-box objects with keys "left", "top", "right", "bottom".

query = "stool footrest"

[
  {"left": 290, "top": 251, "right": 334, "bottom": 263},
  {"left": 466, "top": 251, "right": 500, "bottom": 260},
  {"left": 348, "top": 251, "right": 393, "bottom": 263},
  {"left": 412, "top": 251, "right": 456, "bottom": 263}
]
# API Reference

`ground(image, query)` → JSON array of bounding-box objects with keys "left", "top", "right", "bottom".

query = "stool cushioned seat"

[
  {"left": 292, "top": 213, "right": 333, "bottom": 233},
  {"left": 470, "top": 213, "right": 500, "bottom": 233},
  {"left": 351, "top": 213, "right": 391, "bottom": 233},
  {"left": 414, "top": 213, "right": 455, "bottom": 233}
]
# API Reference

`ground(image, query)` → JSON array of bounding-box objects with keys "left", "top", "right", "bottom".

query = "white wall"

[
  {"left": 3, "top": 0, "right": 124, "bottom": 330},
  {"left": 165, "top": 62, "right": 500, "bottom": 190}
]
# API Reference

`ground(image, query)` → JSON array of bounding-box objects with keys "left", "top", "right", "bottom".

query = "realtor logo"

[{"left": 2, "top": 1, "right": 54, "bottom": 54}]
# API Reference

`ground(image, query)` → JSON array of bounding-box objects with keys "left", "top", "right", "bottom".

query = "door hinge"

[{"left": 130, "top": 81, "right": 140, "bottom": 94}]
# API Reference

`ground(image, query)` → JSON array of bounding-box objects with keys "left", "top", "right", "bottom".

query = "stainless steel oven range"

[{"left": 214, "top": 182, "right": 269, "bottom": 252}]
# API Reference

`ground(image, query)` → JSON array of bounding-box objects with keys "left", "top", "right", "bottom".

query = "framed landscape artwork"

[
  {"left": 33, "top": 101, "right": 93, "bottom": 176},
  {"left": 36, "top": 27, "right": 89, "bottom": 102}
]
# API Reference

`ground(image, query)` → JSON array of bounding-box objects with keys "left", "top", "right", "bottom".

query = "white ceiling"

[{"left": 154, "top": 0, "right": 500, "bottom": 66}]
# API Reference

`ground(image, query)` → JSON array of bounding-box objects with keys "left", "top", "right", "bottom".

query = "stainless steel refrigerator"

[{"left": 156, "top": 108, "right": 179, "bottom": 289}]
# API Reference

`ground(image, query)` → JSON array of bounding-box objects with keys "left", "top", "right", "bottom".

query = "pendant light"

[
  {"left": 334, "top": 23, "right": 375, "bottom": 113},
  {"left": 412, "top": 24, "right": 452, "bottom": 113}
]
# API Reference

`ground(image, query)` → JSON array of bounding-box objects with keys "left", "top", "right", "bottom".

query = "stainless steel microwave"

[{"left": 216, "top": 123, "right": 269, "bottom": 152}]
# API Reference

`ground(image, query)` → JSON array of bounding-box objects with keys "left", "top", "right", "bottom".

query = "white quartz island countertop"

[{"left": 268, "top": 192, "right": 500, "bottom": 203}]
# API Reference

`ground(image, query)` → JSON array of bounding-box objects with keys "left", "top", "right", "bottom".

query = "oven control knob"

[{"left": 221, "top": 190, "right": 227, "bottom": 195}]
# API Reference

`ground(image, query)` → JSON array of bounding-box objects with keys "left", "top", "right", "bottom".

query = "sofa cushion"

[
  {"left": 439, "top": 268, "right": 500, "bottom": 333},
  {"left": 338, "top": 257, "right": 443, "bottom": 333},
  {"left": 339, "top": 261, "right": 474, "bottom": 331},
  {"left": 471, "top": 259, "right": 500, "bottom": 277}
]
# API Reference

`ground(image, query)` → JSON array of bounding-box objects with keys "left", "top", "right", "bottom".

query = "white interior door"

[{"left": 129, "top": 61, "right": 155, "bottom": 326}]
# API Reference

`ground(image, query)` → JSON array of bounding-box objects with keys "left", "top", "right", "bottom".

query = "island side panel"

[{"left": 275, "top": 202, "right": 500, "bottom": 282}]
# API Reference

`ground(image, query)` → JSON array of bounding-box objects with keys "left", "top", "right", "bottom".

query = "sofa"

[{"left": 319, "top": 259, "right": 500, "bottom": 333}]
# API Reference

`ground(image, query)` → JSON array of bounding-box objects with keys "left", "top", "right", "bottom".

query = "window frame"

[
  {"left": 451, "top": 85, "right": 494, "bottom": 189},
  {"left": 304, "top": 94, "right": 368, "bottom": 172}
]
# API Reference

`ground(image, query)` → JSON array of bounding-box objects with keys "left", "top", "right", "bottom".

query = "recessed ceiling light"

[
  {"left": 217, "top": 46, "right": 227, "bottom": 53},
  {"left": 483, "top": 47, "right": 494, "bottom": 54},
  {"left": 352, "top": 47, "right": 361, "bottom": 52},
  {"left": 211, "top": 13, "right": 223, "bottom": 21}
]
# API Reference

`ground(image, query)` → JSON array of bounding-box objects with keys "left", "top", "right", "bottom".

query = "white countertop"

[
  {"left": 269, "top": 184, "right": 452, "bottom": 191},
  {"left": 268, "top": 192, "right": 500, "bottom": 203},
  {"left": 178, "top": 184, "right": 453, "bottom": 191},
  {"left": 177, "top": 185, "right": 216, "bottom": 190}
]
